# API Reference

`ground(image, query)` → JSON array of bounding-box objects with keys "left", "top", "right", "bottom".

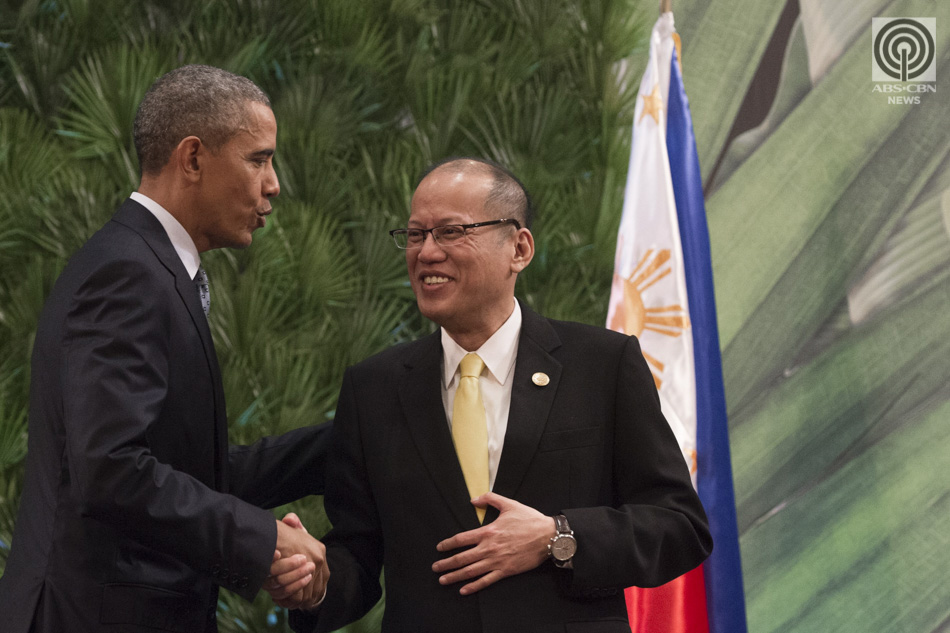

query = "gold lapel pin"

[{"left": 532, "top": 372, "right": 550, "bottom": 387}]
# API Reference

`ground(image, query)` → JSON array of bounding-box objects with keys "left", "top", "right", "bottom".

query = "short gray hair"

[
  {"left": 133, "top": 64, "right": 271, "bottom": 175},
  {"left": 419, "top": 157, "right": 533, "bottom": 229}
]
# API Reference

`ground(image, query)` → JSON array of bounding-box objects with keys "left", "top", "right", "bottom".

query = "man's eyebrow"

[
  {"left": 408, "top": 217, "right": 464, "bottom": 227},
  {"left": 248, "top": 148, "right": 275, "bottom": 159}
]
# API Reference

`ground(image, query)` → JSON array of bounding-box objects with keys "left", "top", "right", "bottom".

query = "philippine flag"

[{"left": 606, "top": 11, "right": 748, "bottom": 633}]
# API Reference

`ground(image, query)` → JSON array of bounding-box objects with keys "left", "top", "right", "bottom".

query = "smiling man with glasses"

[{"left": 289, "top": 157, "right": 711, "bottom": 633}]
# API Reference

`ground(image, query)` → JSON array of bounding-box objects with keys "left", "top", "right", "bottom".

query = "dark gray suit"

[
  {"left": 293, "top": 304, "right": 711, "bottom": 633},
  {"left": 0, "top": 199, "right": 330, "bottom": 633}
]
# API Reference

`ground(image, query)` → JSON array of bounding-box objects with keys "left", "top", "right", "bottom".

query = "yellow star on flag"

[{"left": 638, "top": 83, "right": 663, "bottom": 124}]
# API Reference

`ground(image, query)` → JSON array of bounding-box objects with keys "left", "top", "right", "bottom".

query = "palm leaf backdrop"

[
  {"left": 0, "top": 0, "right": 645, "bottom": 630},
  {"left": 674, "top": 0, "right": 950, "bottom": 631}
]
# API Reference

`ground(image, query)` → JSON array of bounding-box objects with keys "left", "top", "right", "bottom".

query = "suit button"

[
  {"left": 239, "top": 577, "right": 249, "bottom": 589},
  {"left": 211, "top": 564, "right": 221, "bottom": 575},
  {"left": 230, "top": 573, "right": 241, "bottom": 585}
]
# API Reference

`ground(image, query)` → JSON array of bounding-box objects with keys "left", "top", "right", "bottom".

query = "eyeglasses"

[{"left": 389, "top": 219, "right": 521, "bottom": 249}]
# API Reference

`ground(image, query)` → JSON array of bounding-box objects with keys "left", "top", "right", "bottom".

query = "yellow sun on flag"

[
  {"left": 639, "top": 83, "right": 664, "bottom": 125},
  {"left": 609, "top": 249, "right": 691, "bottom": 389}
]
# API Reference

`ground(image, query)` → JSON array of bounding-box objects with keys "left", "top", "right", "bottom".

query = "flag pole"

[{"left": 660, "top": 0, "right": 671, "bottom": 14}]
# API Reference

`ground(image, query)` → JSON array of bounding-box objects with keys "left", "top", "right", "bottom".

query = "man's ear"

[
  {"left": 510, "top": 228, "right": 535, "bottom": 274},
  {"left": 175, "top": 136, "right": 203, "bottom": 183}
]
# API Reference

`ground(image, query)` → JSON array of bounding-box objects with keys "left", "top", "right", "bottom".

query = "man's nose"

[
  {"left": 264, "top": 164, "right": 280, "bottom": 198},
  {"left": 417, "top": 232, "right": 446, "bottom": 260}
]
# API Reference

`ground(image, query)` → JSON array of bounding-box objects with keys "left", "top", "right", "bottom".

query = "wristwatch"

[{"left": 549, "top": 514, "right": 576, "bottom": 569}]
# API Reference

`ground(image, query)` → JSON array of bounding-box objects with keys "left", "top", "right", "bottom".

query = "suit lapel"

[
  {"left": 490, "top": 306, "right": 562, "bottom": 514},
  {"left": 399, "top": 333, "right": 482, "bottom": 530},
  {"left": 111, "top": 200, "right": 217, "bottom": 356},
  {"left": 112, "top": 199, "right": 229, "bottom": 489},
  {"left": 173, "top": 276, "right": 230, "bottom": 491}
]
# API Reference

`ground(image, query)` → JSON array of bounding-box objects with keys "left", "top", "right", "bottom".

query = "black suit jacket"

[
  {"left": 294, "top": 305, "right": 711, "bottom": 633},
  {"left": 0, "top": 200, "right": 330, "bottom": 633}
]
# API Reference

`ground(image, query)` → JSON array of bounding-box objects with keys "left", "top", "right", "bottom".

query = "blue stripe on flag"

[{"left": 666, "top": 49, "right": 748, "bottom": 633}]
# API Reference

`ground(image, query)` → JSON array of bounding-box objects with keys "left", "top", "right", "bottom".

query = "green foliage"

[
  {"left": 0, "top": 0, "right": 644, "bottom": 630},
  {"left": 674, "top": 0, "right": 950, "bottom": 631}
]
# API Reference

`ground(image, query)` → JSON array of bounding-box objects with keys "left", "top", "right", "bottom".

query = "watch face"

[{"left": 552, "top": 536, "right": 577, "bottom": 561}]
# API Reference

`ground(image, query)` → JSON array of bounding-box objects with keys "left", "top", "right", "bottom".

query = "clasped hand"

[
  {"left": 431, "top": 492, "right": 556, "bottom": 595},
  {"left": 263, "top": 513, "right": 329, "bottom": 609}
]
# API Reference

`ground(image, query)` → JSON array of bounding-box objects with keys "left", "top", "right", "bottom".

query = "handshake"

[{"left": 264, "top": 513, "right": 328, "bottom": 610}]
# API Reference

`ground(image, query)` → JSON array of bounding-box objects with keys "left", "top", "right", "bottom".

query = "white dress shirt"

[
  {"left": 441, "top": 300, "right": 522, "bottom": 490},
  {"left": 130, "top": 191, "right": 201, "bottom": 278}
]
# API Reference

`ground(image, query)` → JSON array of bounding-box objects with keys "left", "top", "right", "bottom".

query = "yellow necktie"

[{"left": 452, "top": 353, "right": 489, "bottom": 523}]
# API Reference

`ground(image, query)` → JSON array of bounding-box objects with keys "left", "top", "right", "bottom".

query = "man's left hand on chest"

[{"left": 432, "top": 492, "right": 557, "bottom": 595}]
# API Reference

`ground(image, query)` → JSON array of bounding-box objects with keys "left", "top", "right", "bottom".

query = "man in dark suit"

[
  {"left": 0, "top": 65, "right": 329, "bottom": 633},
  {"left": 290, "top": 158, "right": 712, "bottom": 633}
]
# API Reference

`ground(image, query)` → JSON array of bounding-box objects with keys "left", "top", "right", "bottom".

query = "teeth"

[{"left": 423, "top": 276, "right": 449, "bottom": 284}]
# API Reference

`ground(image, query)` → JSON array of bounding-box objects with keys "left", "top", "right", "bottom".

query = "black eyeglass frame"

[{"left": 389, "top": 218, "right": 522, "bottom": 249}]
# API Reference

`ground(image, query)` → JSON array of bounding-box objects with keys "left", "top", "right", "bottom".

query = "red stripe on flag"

[{"left": 625, "top": 565, "right": 709, "bottom": 633}]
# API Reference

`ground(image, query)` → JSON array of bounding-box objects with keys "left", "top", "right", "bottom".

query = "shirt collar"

[
  {"left": 442, "top": 300, "right": 522, "bottom": 388},
  {"left": 130, "top": 191, "right": 201, "bottom": 279}
]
